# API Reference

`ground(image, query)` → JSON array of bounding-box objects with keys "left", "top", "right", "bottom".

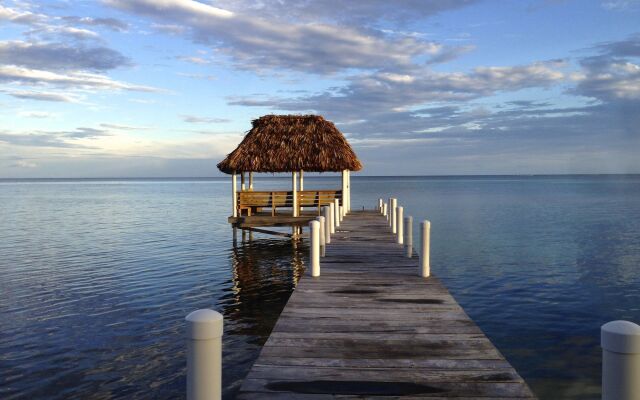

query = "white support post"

[
  {"left": 309, "top": 220, "right": 320, "bottom": 277},
  {"left": 299, "top": 170, "right": 304, "bottom": 191},
  {"left": 329, "top": 202, "right": 336, "bottom": 234},
  {"left": 405, "top": 216, "right": 413, "bottom": 258},
  {"left": 231, "top": 172, "right": 237, "bottom": 218},
  {"left": 317, "top": 216, "right": 325, "bottom": 248},
  {"left": 346, "top": 170, "right": 351, "bottom": 212},
  {"left": 334, "top": 199, "right": 340, "bottom": 228},
  {"left": 186, "top": 309, "right": 223, "bottom": 400},
  {"left": 383, "top": 203, "right": 388, "bottom": 217},
  {"left": 390, "top": 198, "right": 397, "bottom": 233},
  {"left": 378, "top": 198, "right": 383, "bottom": 213},
  {"left": 292, "top": 171, "right": 298, "bottom": 217},
  {"left": 341, "top": 170, "right": 348, "bottom": 215},
  {"left": 601, "top": 320, "right": 640, "bottom": 400},
  {"left": 249, "top": 172, "right": 254, "bottom": 190},
  {"left": 240, "top": 172, "right": 246, "bottom": 191},
  {"left": 323, "top": 206, "right": 331, "bottom": 244},
  {"left": 396, "top": 206, "right": 403, "bottom": 244},
  {"left": 420, "top": 220, "right": 431, "bottom": 277},
  {"left": 339, "top": 205, "right": 344, "bottom": 222}
]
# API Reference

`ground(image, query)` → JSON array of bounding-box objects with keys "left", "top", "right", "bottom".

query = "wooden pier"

[{"left": 237, "top": 210, "right": 536, "bottom": 399}]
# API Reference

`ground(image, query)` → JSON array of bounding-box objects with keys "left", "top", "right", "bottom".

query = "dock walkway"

[{"left": 237, "top": 210, "right": 536, "bottom": 399}]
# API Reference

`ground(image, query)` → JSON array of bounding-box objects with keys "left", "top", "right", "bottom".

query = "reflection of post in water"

[
  {"left": 291, "top": 236, "right": 304, "bottom": 285},
  {"left": 226, "top": 237, "right": 306, "bottom": 336}
]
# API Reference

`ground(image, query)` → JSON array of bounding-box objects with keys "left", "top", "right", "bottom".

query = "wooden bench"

[
  {"left": 298, "top": 190, "right": 342, "bottom": 215},
  {"left": 238, "top": 191, "right": 293, "bottom": 216},
  {"left": 238, "top": 190, "right": 342, "bottom": 216}
]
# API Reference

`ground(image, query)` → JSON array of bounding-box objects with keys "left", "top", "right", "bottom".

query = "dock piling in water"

[
  {"left": 601, "top": 320, "right": 640, "bottom": 400},
  {"left": 334, "top": 199, "right": 340, "bottom": 228},
  {"left": 186, "top": 309, "right": 223, "bottom": 400},
  {"left": 421, "top": 220, "right": 431, "bottom": 277},
  {"left": 317, "top": 216, "right": 325, "bottom": 249},
  {"left": 396, "top": 206, "right": 404, "bottom": 245},
  {"left": 390, "top": 198, "right": 398, "bottom": 233},
  {"left": 309, "top": 220, "right": 320, "bottom": 277},
  {"left": 405, "top": 215, "right": 413, "bottom": 257},
  {"left": 323, "top": 207, "right": 331, "bottom": 244}
]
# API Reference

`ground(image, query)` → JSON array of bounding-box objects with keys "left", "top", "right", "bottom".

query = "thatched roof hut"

[{"left": 217, "top": 114, "right": 362, "bottom": 174}]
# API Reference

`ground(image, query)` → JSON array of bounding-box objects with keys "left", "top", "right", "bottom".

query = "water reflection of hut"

[{"left": 217, "top": 115, "right": 362, "bottom": 237}]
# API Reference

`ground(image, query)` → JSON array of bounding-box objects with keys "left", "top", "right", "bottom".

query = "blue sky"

[{"left": 1, "top": 0, "right": 639, "bottom": 177}]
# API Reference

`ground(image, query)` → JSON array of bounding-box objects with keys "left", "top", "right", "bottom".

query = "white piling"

[
  {"left": 382, "top": 203, "right": 388, "bottom": 218},
  {"left": 378, "top": 198, "right": 383, "bottom": 213},
  {"left": 186, "top": 309, "right": 223, "bottom": 400},
  {"left": 309, "top": 220, "right": 320, "bottom": 277},
  {"left": 334, "top": 199, "right": 340, "bottom": 228},
  {"left": 317, "top": 216, "right": 325, "bottom": 249},
  {"left": 329, "top": 202, "right": 336, "bottom": 234},
  {"left": 601, "top": 320, "right": 640, "bottom": 400},
  {"left": 420, "top": 220, "right": 431, "bottom": 277},
  {"left": 339, "top": 205, "right": 344, "bottom": 222},
  {"left": 390, "top": 198, "right": 397, "bottom": 233},
  {"left": 323, "top": 206, "right": 331, "bottom": 244},
  {"left": 405, "top": 216, "right": 413, "bottom": 257},
  {"left": 396, "top": 206, "right": 404, "bottom": 245}
]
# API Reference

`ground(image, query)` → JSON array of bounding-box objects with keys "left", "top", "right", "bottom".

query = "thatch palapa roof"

[{"left": 217, "top": 115, "right": 362, "bottom": 174}]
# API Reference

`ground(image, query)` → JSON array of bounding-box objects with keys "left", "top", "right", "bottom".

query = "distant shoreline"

[{"left": 1, "top": 174, "right": 639, "bottom": 182}]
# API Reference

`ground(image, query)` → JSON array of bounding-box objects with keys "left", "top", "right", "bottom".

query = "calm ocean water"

[{"left": 1, "top": 175, "right": 640, "bottom": 399}]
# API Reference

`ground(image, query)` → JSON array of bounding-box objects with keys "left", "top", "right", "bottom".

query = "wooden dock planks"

[{"left": 237, "top": 210, "right": 536, "bottom": 399}]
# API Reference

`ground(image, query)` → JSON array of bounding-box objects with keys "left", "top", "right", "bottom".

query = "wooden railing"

[{"left": 237, "top": 190, "right": 342, "bottom": 216}]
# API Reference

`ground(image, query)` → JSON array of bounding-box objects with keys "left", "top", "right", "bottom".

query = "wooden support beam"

[{"left": 245, "top": 227, "right": 294, "bottom": 238}]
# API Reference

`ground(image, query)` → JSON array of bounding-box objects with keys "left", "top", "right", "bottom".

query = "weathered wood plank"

[{"left": 237, "top": 210, "right": 536, "bottom": 399}]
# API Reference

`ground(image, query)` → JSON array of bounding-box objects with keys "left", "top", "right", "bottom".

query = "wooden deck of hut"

[{"left": 237, "top": 210, "right": 536, "bottom": 399}]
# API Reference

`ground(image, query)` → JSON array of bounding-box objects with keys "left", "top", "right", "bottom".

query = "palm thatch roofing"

[{"left": 217, "top": 114, "right": 362, "bottom": 174}]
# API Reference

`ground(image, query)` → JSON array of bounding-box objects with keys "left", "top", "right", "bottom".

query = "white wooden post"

[
  {"left": 334, "top": 199, "right": 340, "bottom": 228},
  {"left": 340, "top": 205, "right": 344, "bottom": 222},
  {"left": 299, "top": 170, "right": 304, "bottom": 191},
  {"left": 378, "top": 198, "right": 383, "bottom": 213},
  {"left": 341, "top": 170, "right": 348, "bottom": 214},
  {"left": 346, "top": 170, "right": 351, "bottom": 212},
  {"left": 390, "top": 198, "right": 397, "bottom": 233},
  {"left": 309, "top": 220, "right": 320, "bottom": 277},
  {"left": 396, "top": 206, "right": 404, "bottom": 244},
  {"left": 405, "top": 216, "right": 413, "bottom": 258},
  {"left": 383, "top": 203, "right": 387, "bottom": 217},
  {"left": 186, "top": 309, "right": 223, "bottom": 400},
  {"left": 241, "top": 172, "right": 246, "bottom": 191},
  {"left": 292, "top": 171, "right": 298, "bottom": 217},
  {"left": 601, "top": 320, "right": 640, "bottom": 400},
  {"left": 231, "top": 172, "right": 237, "bottom": 218},
  {"left": 317, "top": 216, "right": 325, "bottom": 248},
  {"left": 249, "top": 172, "right": 254, "bottom": 190},
  {"left": 329, "top": 202, "right": 336, "bottom": 234},
  {"left": 323, "top": 206, "right": 332, "bottom": 242},
  {"left": 420, "top": 220, "right": 431, "bottom": 277}
]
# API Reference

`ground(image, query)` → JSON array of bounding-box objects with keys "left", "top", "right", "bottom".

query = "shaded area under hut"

[{"left": 217, "top": 115, "right": 362, "bottom": 235}]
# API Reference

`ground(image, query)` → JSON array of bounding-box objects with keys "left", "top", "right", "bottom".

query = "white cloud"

[
  {"left": 6, "top": 89, "right": 79, "bottom": 102},
  {"left": 0, "top": 65, "right": 159, "bottom": 92},
  {"left": 18, "top": 110, "right": 57, "bottom": 118},
  {"left": 228, "top": 61, "right": 567, "bottom": 119},
  {"left": 105, "top": 0, "right": 465, "bottom": 74},
  {"left": 182, "top": 115, "right": 231, "bottom": 124},
  {"left": 0, "top": 40, "right": 130, "bottom": 71}
]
